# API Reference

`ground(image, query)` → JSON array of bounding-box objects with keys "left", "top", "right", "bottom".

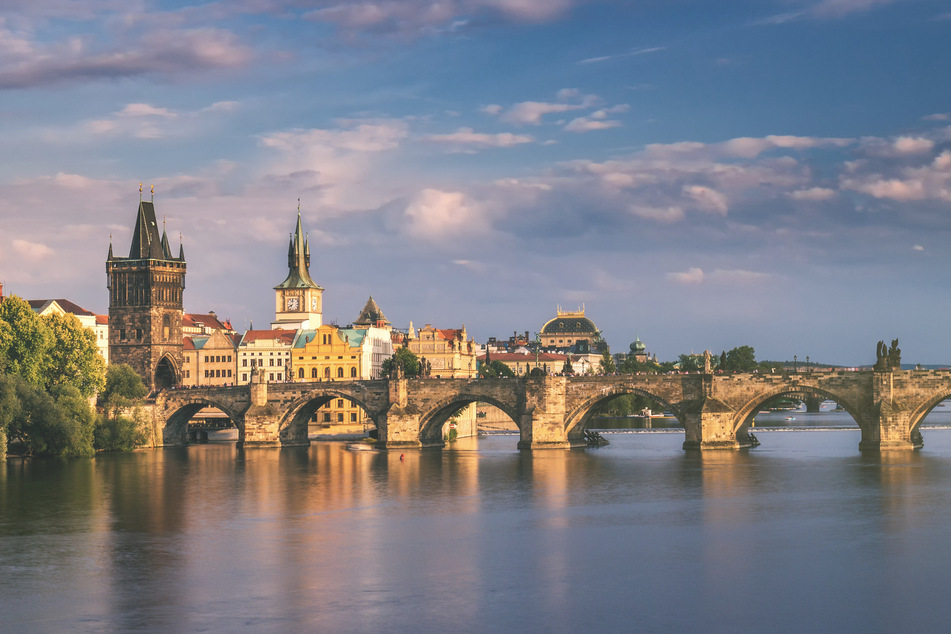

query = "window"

[
  {"left": 324, "top": 367, "right": 331, "bottom": 379},
  {"left": 311, "top": 368, "right": 318, "bottom": 378},
  {"left": 136, "top": 328, "right": 142, "bottom": 340},
  {"left": 269, "top": 359, "right": 274, "bottom": 366},
  {"left": 228, "top": 355, "right": 232, "bottom": 362},
  {"left": 337, "top": 399, "right": 344, "bottom": 408},
  {"left": 269, "top": 373, "right": 274, "bottom": 381},
  {"left": 337, "top": 413, "right": 344, "bottom": 422},
  {"left": 242, "top": 373, "right": 247, "bottom": 381},
  {"left": 323, "top": 413, "right": 331, "bottom": 422},
  {"left": 337, "top": 367, "right": 344, "bottom": 378},
  {"left": 298, "top": 368, "right": 304, "bottom": 379},
  {"left": 120, "top": 328, "right": 126, "bottom": 340},
  {"left": 350, "top": 413, "right": 357, "bottom": 422},
  {"left": 242, "top": 359, "right": 247, "bottom": 367},
  {"left": 350, "top": 367, "right": 357, "bottom": 378},
  {"left": 228, "top": 370, "right": 232, "bottom": 377},
  {"left": 277, "top": 359, "right": 282, "bottom": 366}
]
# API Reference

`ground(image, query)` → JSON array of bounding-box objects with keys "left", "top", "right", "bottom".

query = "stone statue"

[
  {"left": 888, "top": 339, "right": 901, "bottom": 370},
  {"left": 703, "top": 350, "right": 712, "bottom": 374},
  {"left": 874, "top": 339, "right": 901, "bottom": 371}
]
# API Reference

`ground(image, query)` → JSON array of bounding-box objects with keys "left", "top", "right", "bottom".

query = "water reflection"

[{"left": 6, "top": 433, "right": 951, "bottom": 631}]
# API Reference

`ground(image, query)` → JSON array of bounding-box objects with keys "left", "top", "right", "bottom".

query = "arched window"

[
  {"left": 324, "top": 367, "right": 331, "bottom": 379},
  {"left": 298, "top": 368, "right": 304, "bottom": 379},
  {"left": 337, "top": 367, "right": 344, "bottom": 378},
  {"left": 350, "top": 367, "right": 357, "bottom": 378},
  {"left": 311, "top": 368, "right": 318, "bottom": 378}
]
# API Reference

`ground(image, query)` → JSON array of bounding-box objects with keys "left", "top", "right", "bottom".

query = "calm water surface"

[{"left": 5, "top": 429, "right": 951, "bottom": 632}]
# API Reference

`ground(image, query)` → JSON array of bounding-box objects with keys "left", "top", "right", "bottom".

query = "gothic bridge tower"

[{"left": 106, "top": 193, "right": 186, "bottom": 391}]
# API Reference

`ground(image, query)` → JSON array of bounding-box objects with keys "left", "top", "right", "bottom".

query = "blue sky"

[{"left": 2, "top": 0, "right": 951, "bottom": 365}]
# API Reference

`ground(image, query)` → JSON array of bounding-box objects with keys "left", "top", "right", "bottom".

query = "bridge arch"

[
  {"left": 418, "top": 394, "right": 522, "bottom": 447},
  {"left": 160, "top": 397, "right": 245, "bottom": 445},
  {"left": 564, "top": 386, "right": 683, "bottom": 441},
  {"left": 905, "top": 393, "right": 951, "bottom": 442},
  {"left": 278, "top": 386, "right": 384, "bottom": 444},
  {"left": 733, "top": 385, "right": 864, "bottom": 435}
]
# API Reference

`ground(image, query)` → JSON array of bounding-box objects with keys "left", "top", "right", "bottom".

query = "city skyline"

[{"left": 2, "top": 1, "right": 951, "bottom": 365}]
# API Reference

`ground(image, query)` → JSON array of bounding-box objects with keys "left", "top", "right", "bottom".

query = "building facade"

[
  {"left": 237, "top": 329, "right": 296, "bottom": 384},
  {"left": 182, "top": 329, "right": 239, "bottom": 387},
  {"left": 404, "top": 322, "right": 477, "bottom": 378},
  {"left": 106, "top": 198, "right": 186, "bottom": 391}
]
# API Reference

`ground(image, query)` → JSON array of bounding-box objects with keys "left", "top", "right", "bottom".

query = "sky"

[{"left": 2, "top": 0, "right": 951, "bottom": 366}]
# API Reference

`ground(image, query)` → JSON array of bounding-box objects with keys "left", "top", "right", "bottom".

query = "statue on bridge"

[
  {"left": 703, "top": 350, "right": 712, "bottom": 374},
  {"left": 875, "top": 339, "right": 902, "bottom": 371}
]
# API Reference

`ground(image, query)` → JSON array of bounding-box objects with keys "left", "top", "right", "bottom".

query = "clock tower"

[{"left": 271, "top": 210, "right": 323, "bottom": 330}]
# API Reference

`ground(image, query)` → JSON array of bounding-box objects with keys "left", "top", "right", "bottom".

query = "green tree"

[
  {"left": 0, "top": 295, "right": 51, "bottom": 388},
  {"left": 96, "top": 364, "right": 149, "bottom": 452},
  {"left": 380, "top": 347, "right": 421, "bottom": 378},
  {"left": 101, "top": 364, "right": 148, "bottom": 418},
  {"left": 598, "top": 342, "right": 616, "bottom": 374},
  {"left": 678, "top": 353, "right": 702, "bottom": 372},
  {"left": 725, "top": 345, "right": 757, "bottom": 372},
  {"left": 42, "top": 312, "right": 105, "bottom": 398},
  {"left": 479, "top": 360, "right": 515, "bottom": 378}
]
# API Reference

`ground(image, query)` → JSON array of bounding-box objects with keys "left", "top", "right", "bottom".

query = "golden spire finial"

[
  {"left": 297, "top": 197, "right": 301, "bottom": 215},
  {"left": 151, "top": 184, "right": 154, "bottom": 202},
  {"left": 139, "top": 182, "right": 143, "bottom": 201}
]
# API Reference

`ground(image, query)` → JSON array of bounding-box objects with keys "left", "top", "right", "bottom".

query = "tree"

[
  {"left": 380, "top": 347, "right": 421, "bottom": 378},
  {"left": 0, "top": 295, "right": 51, "bottom": 388},
  {"left": 678, "top": 354, "right": 702, "bottom": 372},
  {"left": 725, "top": 345, "right": 757, "bottom": 373},
  {"left": 479, "top": 360, "right": 515, "bottom": 378},
  {"left": 42, "top": 312, "right": 105, "bottom": 398},
  {"left": 598, "top": 343, "right": 616, "bottom": 374},
  {"left": 101, "top": 364, "right": 148, "bottom": 418},
  {"left": 96, "top": 364, "right": 149, "bottom": 452}
]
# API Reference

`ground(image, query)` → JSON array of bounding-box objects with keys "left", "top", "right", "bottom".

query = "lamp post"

[
  {"left": 534, "top": 332, "right": 541, "bottom": 373},
  {"left": 806, "top": 355, "right": 810, "bottom": 372},
  {"left": 794, "top": 354, "right": 798, "bottom": 373}
]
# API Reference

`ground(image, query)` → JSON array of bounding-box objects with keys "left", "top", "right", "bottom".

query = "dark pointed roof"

[
  {"left": 128, "top": 201, "right": 166, "bottom": 259},
  {"left": 353, "top": 295, "right": 389, "bottom": 326},
  {"left": 274, "top": 212, "right": 322, "bottom": 290}
]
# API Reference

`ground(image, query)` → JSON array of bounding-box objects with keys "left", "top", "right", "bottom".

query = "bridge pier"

[
  {"left": 240, "top": 372, "right": 284, "bottom": 448},
  {"left": 682, "top": 397, "right": 749, "bottom": 450},
  {"left": 804, "top": 396, "right": 822, "bottom": 413},
  {"left": 516, "top": 377, "right": 572, "bottom": 450},
  {"left": 858, "top": 399, "right": 922, "bottom": 451}
]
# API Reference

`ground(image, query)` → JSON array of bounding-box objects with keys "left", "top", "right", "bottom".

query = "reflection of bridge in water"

[{"left": 150, "top": 369, "right": 951, "bottom": 451}]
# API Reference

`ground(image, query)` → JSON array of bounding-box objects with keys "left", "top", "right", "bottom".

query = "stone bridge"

[{"left": 148, "top": 369, "right": 951, "bottom": 451}]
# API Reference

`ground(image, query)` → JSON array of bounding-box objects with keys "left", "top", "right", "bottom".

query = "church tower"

[
  {"left": 271, "top": 210, "right": 323, "bottom": 330},
  {"left": 106, "top": 192, "right": 186, "bottom": 391}
]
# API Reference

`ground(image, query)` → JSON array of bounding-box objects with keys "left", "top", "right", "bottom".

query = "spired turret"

[{"left": 272, "top": 207, "right": 324, "bottom": 330}]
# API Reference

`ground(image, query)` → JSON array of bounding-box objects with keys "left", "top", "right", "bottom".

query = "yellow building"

[{"left": 292, "top": 325, "right": 374, "bottom": 428}]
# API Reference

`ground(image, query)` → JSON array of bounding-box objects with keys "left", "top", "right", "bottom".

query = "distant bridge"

[{"left": 148, "top": 369, "right": 951, "bottom": 451}]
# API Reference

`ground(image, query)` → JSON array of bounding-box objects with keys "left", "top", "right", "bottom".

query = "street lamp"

[{"left": 794, "top": 355, "right": 798, "bottom": 373}]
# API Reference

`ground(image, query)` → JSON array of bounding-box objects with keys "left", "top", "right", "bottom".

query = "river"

[{"left": 4, "top": 418, "right": 951, "bottom": 632}]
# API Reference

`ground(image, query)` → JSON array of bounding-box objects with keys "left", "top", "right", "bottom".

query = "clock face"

[{"left": 286, "top": 296, "right": 299, "bottom": 311}]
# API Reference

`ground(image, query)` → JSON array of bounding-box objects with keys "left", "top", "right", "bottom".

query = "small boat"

[
  {"left": 785, "top": 416, "right": 796, "bottom": 421},
  {"left": 347, "top": 442, "right": 376, "bottom": 451}
]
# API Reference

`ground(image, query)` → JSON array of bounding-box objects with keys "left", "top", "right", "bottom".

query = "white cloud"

[
  {"left": 404, "top": 188, "right": 492, "bottom": 240},
  {"left": 913, "top": 245, "right": 925, "bottom": 251},
  {"left": 667, "top": 267, "right": 705, "bottom": 284},
  {"left": 12, "top": 239, "right": 53, "bottom": 261},
  {"left": 422, "top": 127, "right": 534, "bottom": 149},
  {"left": 788, "top": 187, "right": 837, "bottom": 201},
  {"left": 683, "top": 185, "right": 728, "bottom": 214},
  {"left": 563, "top": 117, "right": 621, "bottom": 133}
]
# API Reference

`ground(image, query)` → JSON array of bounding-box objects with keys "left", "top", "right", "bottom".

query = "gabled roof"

[
  {"left": 183, "top": 312, "right": 233, "bottom": 333},
  {"left": 239, "top": 329, "right": 297, "bottom": 347},
  {"left": 27, "top": 299, "right": 95, "bottom": 317},
  {"left": 95, "top": 314, "right": 108, "bottom": 325}
]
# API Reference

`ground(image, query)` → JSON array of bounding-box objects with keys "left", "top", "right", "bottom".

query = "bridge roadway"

[{"left": 148, "top": 368, "right": 951, "bottom": 451}]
